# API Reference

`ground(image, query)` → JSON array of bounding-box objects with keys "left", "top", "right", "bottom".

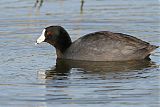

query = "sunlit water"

[{"left": 0, "top": 0, "right": 160, "bottom": 107}]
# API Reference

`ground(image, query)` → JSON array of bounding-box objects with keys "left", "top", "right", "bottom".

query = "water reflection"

[
  {"left": 38, "top": 59, "right": 155, "bottom": 80},
  {"left": 80, "top": 0, "right": 85, "bottom": 14},
  {"left": 34, "top": 0, "right": 43, "bottom": 9},
  {"left": 33, "top": 0, "right": 85, "bottom": 14}
]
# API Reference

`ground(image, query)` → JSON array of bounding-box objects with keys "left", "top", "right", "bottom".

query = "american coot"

[{"left": 36, "top": 26, "right": 158, "bottom": 61}]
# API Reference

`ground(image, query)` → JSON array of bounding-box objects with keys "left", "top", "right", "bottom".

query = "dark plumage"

[{"left": 36, "top": 26, "right": 158, "bottom": 61}]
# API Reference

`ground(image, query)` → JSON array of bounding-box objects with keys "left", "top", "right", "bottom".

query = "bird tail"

[
  {"left": 147, "top": 45, "right": 159, "bottom": 53},
  {"left": 144, "top": 45, "right": 159, "bottom": 60}
]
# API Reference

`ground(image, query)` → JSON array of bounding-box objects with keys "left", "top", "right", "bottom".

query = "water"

[{"left": 0, "top": 0, "right": 160, "bottom": 107}]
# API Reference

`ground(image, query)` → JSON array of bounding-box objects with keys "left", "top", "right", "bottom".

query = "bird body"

[{"left": 63, "top": 31, "right": 157, "bottom": 61}]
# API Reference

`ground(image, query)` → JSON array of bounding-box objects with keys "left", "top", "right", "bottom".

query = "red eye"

[{"left": 47, "top": 31, "right": 53, "bottom": 36}]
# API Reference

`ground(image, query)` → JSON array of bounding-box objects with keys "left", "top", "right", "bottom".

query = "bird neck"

[{"left": 48, "top": 28, "right": 72, "bottom": 58}]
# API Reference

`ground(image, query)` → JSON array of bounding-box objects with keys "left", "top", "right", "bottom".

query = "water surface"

[{"left": 0, "top": 0, "right": 160, "bottom": 107}]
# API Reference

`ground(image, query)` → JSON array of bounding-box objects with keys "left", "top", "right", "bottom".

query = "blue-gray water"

[{"left": 0, "top": 0, "right": 160, "bottom": 107}]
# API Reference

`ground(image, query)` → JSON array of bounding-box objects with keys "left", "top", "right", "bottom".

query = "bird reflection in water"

[{"left": 38, "top": 59, "right": 156, "bottom": 80}]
